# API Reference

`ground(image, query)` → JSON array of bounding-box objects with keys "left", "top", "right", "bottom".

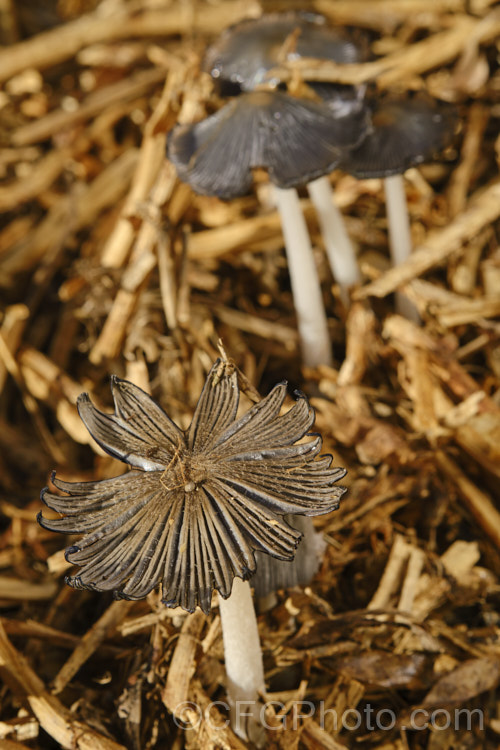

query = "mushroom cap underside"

[
  {"left": 167, "top": 90, "right": 371, "bottom": 198},
  {"left": 342, "top": 94, "right": 458, "bottom": 178}
]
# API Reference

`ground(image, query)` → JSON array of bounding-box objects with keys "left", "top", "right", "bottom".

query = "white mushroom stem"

[
  {"left": 384, "top": 174, "right": 412, "bottom": 267},
  {"left": 307, "top": 175, "right": 360, "bottom": 303},
  {"left": 273, "top": 186, "right": 333, "bottom": 368},
  {"left": 218, "top": 579, "right": 266, "bottom": 745},
  {"left": 384, "top": 173, "right": 420, "bottom": 323}
]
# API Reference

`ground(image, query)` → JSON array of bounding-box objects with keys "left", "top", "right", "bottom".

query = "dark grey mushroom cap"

[
  {"left": 341, "top": 94, "right": 457, "bottom": 179},
  {"left": 308, "top": 81, "right": 367, "bottom": 117},
  {"left": 204, "top": 12, "right": 370, "bottom": 92},
  {"left": 167, "top": 90, "right": 371, "bottom": 198}
]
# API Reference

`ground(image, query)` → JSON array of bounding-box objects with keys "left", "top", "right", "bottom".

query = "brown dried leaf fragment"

[
  {"left": 333, "top": 651, "right": 434, "bottom": 691},
  {"left": 421, "top": 658, "right": 500, "bottom": 707}
]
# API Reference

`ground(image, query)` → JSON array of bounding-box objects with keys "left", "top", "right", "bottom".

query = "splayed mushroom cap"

[
  {"left": 38, "top": 359, "right": 346, "bottom": 614},
  {"left": 167, "top": 90, "right": 370, "bottom": 198},
  {"left": 342, "top": 93, "right": 457, "bottom": 179},
  {"left": 204, "top": 12, "right": 369, "bottom": 92}
]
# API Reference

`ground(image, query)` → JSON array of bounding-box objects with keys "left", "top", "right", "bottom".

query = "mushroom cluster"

[
  {"left": 168, "top": 86, "right": 369, "bottom": 366},
  {"left": 168, "top": 12, "right": 456, "bottom": 361}
]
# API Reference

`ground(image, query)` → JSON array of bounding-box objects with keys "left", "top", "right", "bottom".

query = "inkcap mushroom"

[
  {"left": 167, "top": 90, "right": 369, "bottom": 365},
  {"left": 342, "top": 93, "right": 457, "bottom": 318},
  {"left": 38, "top": 355, "right": 346, "bottom": 742},
  {"left": 204, "top": 11, "right": 369, "bottom": 94}
]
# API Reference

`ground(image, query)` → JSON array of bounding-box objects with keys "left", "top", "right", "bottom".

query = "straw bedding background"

[{"left": 0, "top": 1, "right": 499, "bottom": 748}]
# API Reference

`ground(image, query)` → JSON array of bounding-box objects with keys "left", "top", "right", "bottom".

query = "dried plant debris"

[
  {"left": 1, "top": 0, "right": 500, "bottom": 748},
  {"left": 39, "top": 358, "right": 345, "bottom": 613}
]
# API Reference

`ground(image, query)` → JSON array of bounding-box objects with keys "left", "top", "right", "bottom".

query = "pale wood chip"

[
  {"left": 437, "top": 450, "right": 500, "bottom": 550},
  {"left": 0, "top": 304, "right": 29, "bottom": 394},
  {"left": 162, "top": 610, "right": 205, "bottom": 714},
  {"left": 368, "top": 535, "right": 412, "bottom": 610},
  {"left": 0, "top": 576, "right": 57, "bottom": 602}
]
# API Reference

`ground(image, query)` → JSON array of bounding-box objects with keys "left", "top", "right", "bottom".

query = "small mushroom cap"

[
  {"left": 167, "top": 90, "right": 370, "bottom": 198},
  {"left": 308, "top": 81, "right": 367, "bottom": 117},
  {"left": 204, "top": 12, "right": 369, "bottom": 92},
  {"left": 341, "top": 94, "right": 457, "bottom": 179}
]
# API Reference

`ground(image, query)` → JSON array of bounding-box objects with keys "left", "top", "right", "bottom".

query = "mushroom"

[
  {"left": 167, "top": 90, "right": 369, "bottom": 366},
  {"left": 306, "top": 82, "right": 369, "bottom": 296},
  {"left": 203, "top": 11, "right": 371, "bottom": 302},
  {"left": 204, "top": 11, "right": 368, "bottom": 94},
  {"left": 341, "top": 93, "right": 457, "bottom": 318},
  {"left": 38, "top": 357, "right": 346, "bottom": 743}
]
